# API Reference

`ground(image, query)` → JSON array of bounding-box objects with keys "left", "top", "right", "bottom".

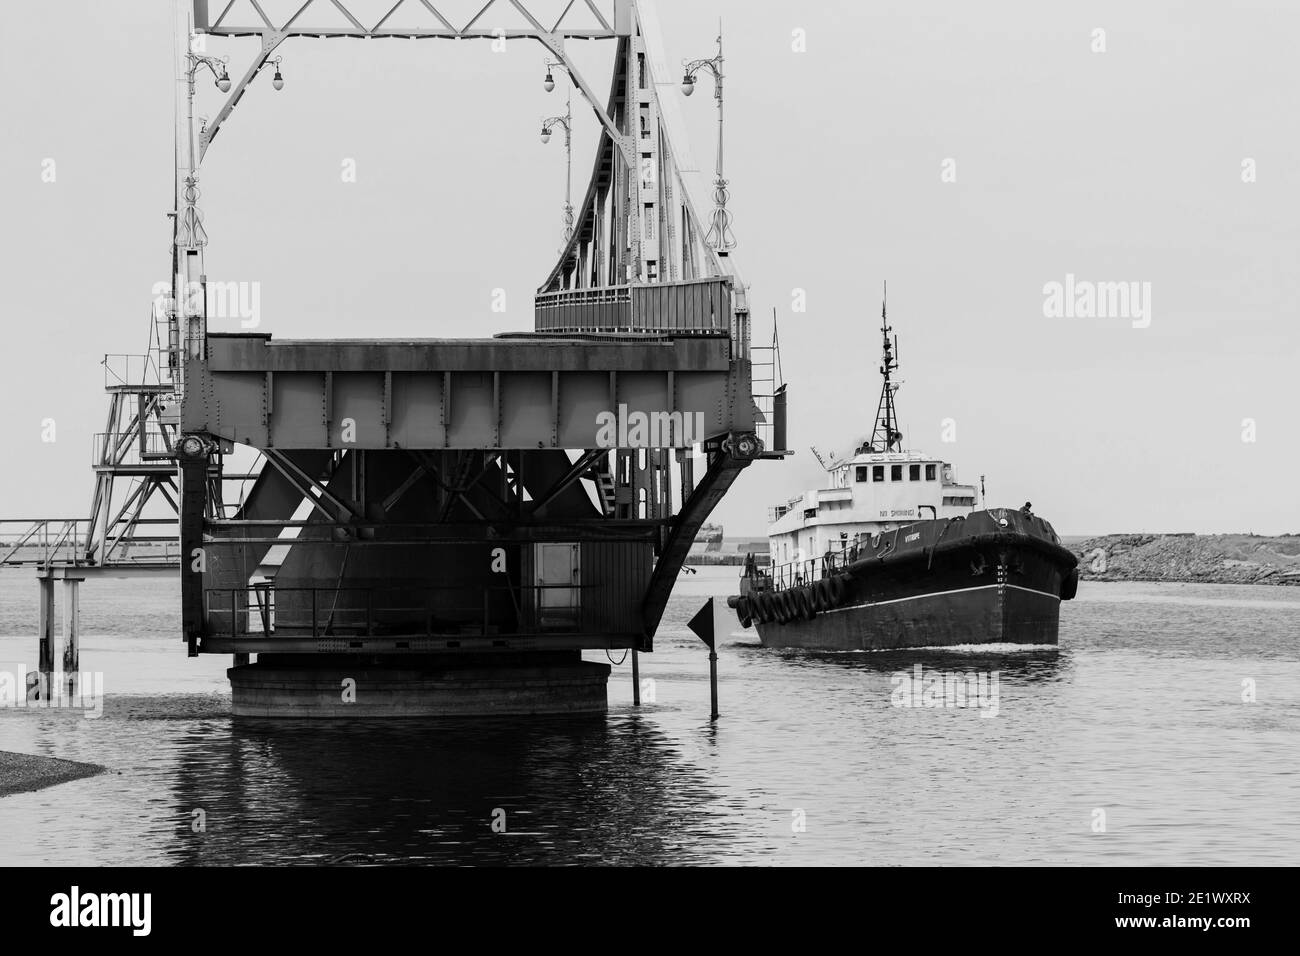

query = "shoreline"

[
  {"left": 1072, "top": 533, "right": 1300, "bottom": 588},
  {"left": 0, "top": 750, "right": 105, "bottom": 798},
  {"left": 687, "top": 532, "right": 1300, "bottom": 587}
]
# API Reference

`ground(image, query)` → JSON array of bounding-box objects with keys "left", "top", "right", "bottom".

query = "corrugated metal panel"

[{"left": 579, "top": 539, "right": 652, "bottom": 637}]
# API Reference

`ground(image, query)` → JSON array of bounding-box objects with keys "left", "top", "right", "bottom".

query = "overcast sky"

[{"left": 0, "top": 0, "right": 1296, "bottom": 537}]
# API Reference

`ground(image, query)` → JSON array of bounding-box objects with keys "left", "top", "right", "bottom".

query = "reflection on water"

[
  {"left": 165, "top": 713, "right": 730, "bottom": 866},
  {"left": 757, "top": 645, "right": 1068, "bottom": 684},
  {"left": 1, "top": 570, "right": 1298, "bottom": 866}
]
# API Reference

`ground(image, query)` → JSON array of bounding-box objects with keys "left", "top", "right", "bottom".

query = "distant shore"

[
  {"left": 0, "top": 750, "right": 104, "bottom": 798},
  {"left": 1072, "top": 533, "right": 1300, "bottom": 587},
  {"left": 687, "top": 533, "right": 1300, "bottom": 587}
]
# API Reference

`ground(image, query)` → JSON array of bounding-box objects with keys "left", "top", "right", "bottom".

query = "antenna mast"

[{"left": 869, "top": 281, "right": 903, "bottom": 452}]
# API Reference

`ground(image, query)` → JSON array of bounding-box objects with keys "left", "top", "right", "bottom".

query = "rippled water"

[{"left": 0, "top": 567, "right": 1296, "bottom": 865}]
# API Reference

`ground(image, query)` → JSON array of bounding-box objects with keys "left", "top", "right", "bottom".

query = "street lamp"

[
  {"left": 541, "top": 95, "right": 574, "bottom": 243},
  {"left": 542, "top": 58, "right": 563, "bottom": 93},
  {"left": 186, "top": 52, "right": 231, "bottom": 94},
  {"left": 269, "top": 56, "right": 284, "bottom": 91},
  {"left": 682, "top": 30, "right": 736, "bottom": 254}
]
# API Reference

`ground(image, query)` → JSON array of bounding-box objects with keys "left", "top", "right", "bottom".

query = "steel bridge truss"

[{"left": 175, "top": 0, "right": 779, "bottom": 658}]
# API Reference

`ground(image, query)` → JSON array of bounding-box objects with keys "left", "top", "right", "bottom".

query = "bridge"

[{"left": 14, "top": 0, "right": 788, "bottom": 716}]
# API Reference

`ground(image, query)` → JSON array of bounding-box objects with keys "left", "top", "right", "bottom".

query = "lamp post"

[
  {"left": 541, "top": 95, "right": 575, "bottom": 244},
  {"left": 682, "top": 30, "right": 735, "bottom": 255},
  {"left": 542, "top": 58, "right": 563, "bottom": 93},
  {"left": 175, "top": 51, "right": 233, "bottom": 367},
  {"left": 175, "top": 50, "right": 285, "bottom": 368},
  {"left": 180, "top": 51, "right": 285, "bottom": 248}
]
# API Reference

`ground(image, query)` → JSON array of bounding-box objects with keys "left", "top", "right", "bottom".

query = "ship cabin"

[{"left": 766, "top": 446, "right": 978, "bottom": 588}]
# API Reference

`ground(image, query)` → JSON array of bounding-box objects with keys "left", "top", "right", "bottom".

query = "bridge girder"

[{"left": 170, "top": 0, "right": 777, "bottom": 662}]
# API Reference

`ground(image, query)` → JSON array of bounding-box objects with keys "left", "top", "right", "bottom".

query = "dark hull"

[{"left": 740, "top": 509, "right": 1078, "bottom": 651}]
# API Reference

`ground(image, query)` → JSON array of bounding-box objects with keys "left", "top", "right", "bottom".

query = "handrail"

[
  {"left": 0, "top": 519, "right": 92, "bottom": 567},
  {"left": 760, "top": 532, "right": 872, "bottom": 592},
  {"left": 535, "top": 276, "right": 733, "bottom": 335},
  {"left": 203, "top": 582, "right": 595, "bottom": 640}
]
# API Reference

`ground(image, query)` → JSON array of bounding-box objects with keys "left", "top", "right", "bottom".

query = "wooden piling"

[
  {"left": 36, "top": 574, "right": 54, "bottom": 700},
  {"left": 59, "top": 577, "right": 82, "bottom": 694}
]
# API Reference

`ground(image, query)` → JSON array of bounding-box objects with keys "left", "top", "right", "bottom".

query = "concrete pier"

[
  {"left": 34, "top": 569, "right": 82, "bottom": 701},
  {"left": 228, "top": 652, "right": 610, "bottom": 718}
]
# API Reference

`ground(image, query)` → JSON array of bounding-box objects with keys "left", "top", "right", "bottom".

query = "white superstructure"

[
  {"left": 767, "top": 447, "right": 977, "bottom": 582},
  {"left": 763, "top": 287, "right": 979, "bottom": 587}
]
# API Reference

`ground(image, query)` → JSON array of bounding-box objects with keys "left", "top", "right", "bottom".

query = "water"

[{"left": 0, "top": 567, "right": 1296, "bottom": 865}]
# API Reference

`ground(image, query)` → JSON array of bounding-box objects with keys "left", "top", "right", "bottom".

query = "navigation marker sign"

[
  {"left": 687, "top": 598, "right": 716, "bottom": 649},
  {"left": 688, "top": 598, "right": 721, "bottom": 719}
]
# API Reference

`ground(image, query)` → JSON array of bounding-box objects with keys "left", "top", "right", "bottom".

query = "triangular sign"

[{"left": 687, "top": 597, "right": 714, "bottom": 649}]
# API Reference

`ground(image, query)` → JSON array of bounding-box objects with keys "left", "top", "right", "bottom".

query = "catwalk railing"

[
  {"left": 0, "top": 519, "right": 92, "bottom": 567},
  {"left": 534, "top": 277, "right": 734, "bottom": 335},
  {"left": 203, "top": 582, "right": 596, "bottom": 640}
]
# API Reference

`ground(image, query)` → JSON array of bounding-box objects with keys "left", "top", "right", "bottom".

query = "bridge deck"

[{"left": 185, "top": 332, "right": 746, "bottom": 452}]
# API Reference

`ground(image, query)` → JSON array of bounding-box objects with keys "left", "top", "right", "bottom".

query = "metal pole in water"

[
  {"left": 709, "top": 647, "right": 718, "bottom": 721},
  {"left": 687, "top": 597, "right": 720, "bottom": 720},
  {"left": 631, "top": 648, "right": 640, "bottom": 705}
]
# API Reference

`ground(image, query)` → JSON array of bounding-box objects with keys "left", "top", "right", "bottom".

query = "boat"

[
  {"left": 691, "top": 523, "right": 725, "bottom": 554},
  {"left": 730, "top": 289, "right": 1079, "bottom": 649}
]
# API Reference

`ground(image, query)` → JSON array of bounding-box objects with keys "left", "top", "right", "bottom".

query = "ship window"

[
  {"left": 855, "top": 466, "right": 868, "bottom": 483},
  {"left": 925, "top": 464, "right": 936, "bottom": 481},
  {"left": 909, "top": 464, "right": 920, "bottom": 481},
  {"left": 891, "top": 465, "right": 903, "bottom": 482},
  {"left": 872, "top": 466, "right": 885, "bottom": 482}
]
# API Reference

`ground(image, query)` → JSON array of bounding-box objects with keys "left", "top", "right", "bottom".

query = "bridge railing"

[
  {"left": 92, "top": 428, "right": 175, "bottom": 467},
  {"left": 104, "top": 353, "right": 172, "bottom": 391},
  {"left": 203, "top": 583, "right": 596, "bottom": 640},
  {"left": 0, "top": 519, "right": 92, "bottom": 567},
  {"left": 535, "top": 277, "right": 733, "bottom": 335}
]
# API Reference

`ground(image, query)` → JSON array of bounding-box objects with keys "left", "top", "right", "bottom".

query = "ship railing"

[
  {"left": 765, "top": 536, "right": 866, "bottom": 592},
  {"left": 203, "top": 582, "right": 598, "bottom": 640}
]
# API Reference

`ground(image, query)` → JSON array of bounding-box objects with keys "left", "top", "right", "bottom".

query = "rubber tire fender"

[
  {"left": 810, "top": 580, "right": 831, "bottom": 612},
  {"left": 734, "top": 596, "right": 754, "bottom": 628},
  {"left": 826, "top": 574, "right": 848, "bottom": 605},
  {"left": 777, "top": 591, "right": 795, "bottom": 624},
  {"left": 1060, "top": 566, "right": 1080, "bottom": 601},
  {"left": 796, "top": 587, "right": 817, "bottom": 621},
  {"left": 766, "top": 592, "right": 781, "bottom": 624}
]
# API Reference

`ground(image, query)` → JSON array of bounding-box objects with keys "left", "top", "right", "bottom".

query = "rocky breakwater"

[{"left": 1074, "top": 534, "right": 1300, "bottom": 586}]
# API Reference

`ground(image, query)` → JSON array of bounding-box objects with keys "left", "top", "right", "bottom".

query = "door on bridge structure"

[{"left": 535, "top": 543, "right": 580, "bottom": 631}]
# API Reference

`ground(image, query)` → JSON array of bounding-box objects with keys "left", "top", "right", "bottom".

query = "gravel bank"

[
  {"left": 1074, "top": 533, "right": 1300, "bottom": 586},
  {"left": 0, "top": 750, "right": 104, "bottom": 798}
]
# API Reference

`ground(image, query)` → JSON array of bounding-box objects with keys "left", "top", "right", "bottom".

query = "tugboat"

[{"left": 730, "top": 290, "right": 1078, "bottom": 649}]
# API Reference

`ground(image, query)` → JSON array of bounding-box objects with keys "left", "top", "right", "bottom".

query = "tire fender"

[{"left": 1060, "top": 567, "right": 1080, "bottom": 601}]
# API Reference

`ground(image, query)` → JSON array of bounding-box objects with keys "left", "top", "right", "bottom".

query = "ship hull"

[
  {"left": 738, "top": 510, "right": 1077, "bottom": 651},
  {"left": 753, "top": 580, "right": 1061, "bottom": 650}
]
